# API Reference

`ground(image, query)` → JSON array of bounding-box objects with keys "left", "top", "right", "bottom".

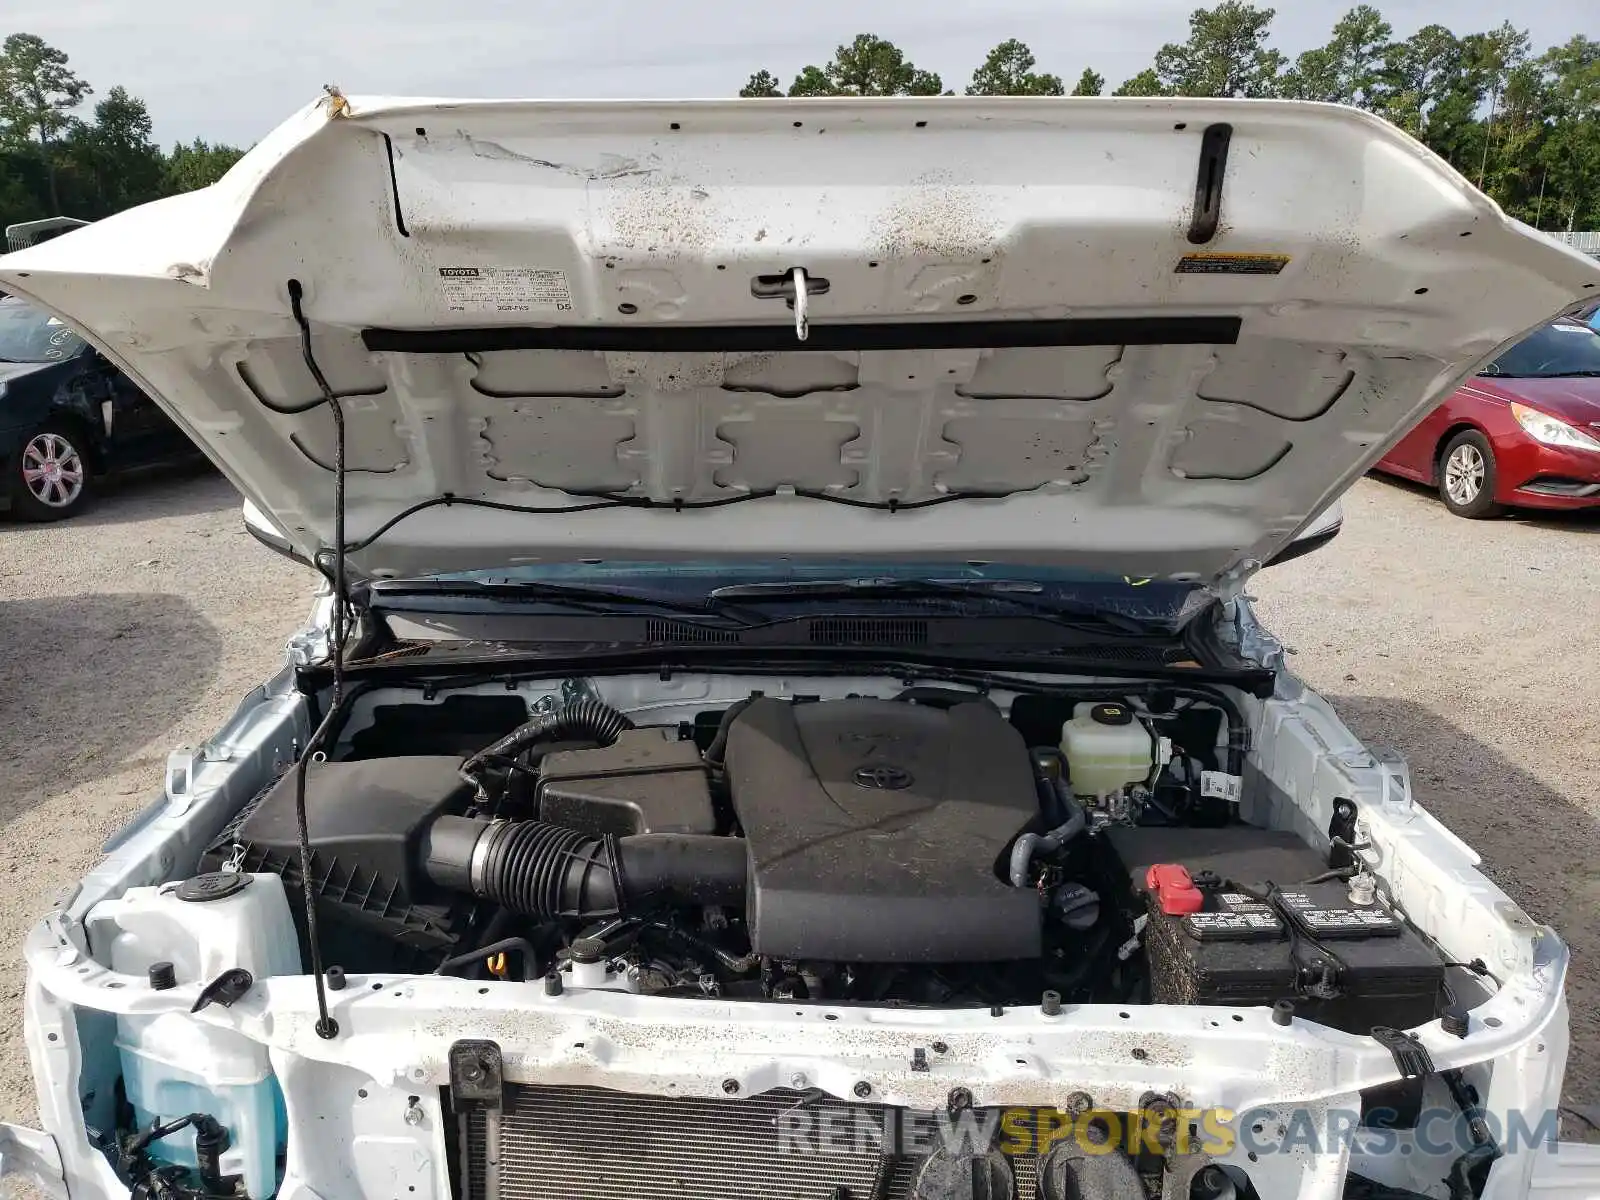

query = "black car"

[{"left": 0, "top": 295, "right": 199, "bottom": 519}]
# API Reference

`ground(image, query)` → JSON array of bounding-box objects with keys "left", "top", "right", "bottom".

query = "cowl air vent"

[
  {"left": 644, "top": 619, "right": 740, "bottom": 645},
  {"left": 1053, "top": 644, "right": 1193, "bottom": 664},
  {"left": 808, "top": 617, "right": 928, "bottom": 646}
]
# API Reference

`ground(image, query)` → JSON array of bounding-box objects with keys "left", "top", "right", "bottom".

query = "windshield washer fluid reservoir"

[
  {"left": 84, "top": 872, "right": 301, "bottom": 1199},
  {"left": 1060, "top": 703, "right": 1153, "bottom": 797}
]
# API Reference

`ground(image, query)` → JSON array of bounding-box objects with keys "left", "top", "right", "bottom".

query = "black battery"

[{"left": 1102, "top": 826, "right": 1446, "bottom": 1034}]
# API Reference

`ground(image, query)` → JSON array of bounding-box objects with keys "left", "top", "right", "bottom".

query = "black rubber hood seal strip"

[{"left": 361, "top": 315, "right": 1243, "bottom": 355}]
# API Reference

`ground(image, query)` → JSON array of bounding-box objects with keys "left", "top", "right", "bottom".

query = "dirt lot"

[{"left": 0, "top": 467, "right": 1595, "bottom": 1137}]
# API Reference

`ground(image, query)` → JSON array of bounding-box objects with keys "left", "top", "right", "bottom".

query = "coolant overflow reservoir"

[{"left": 1060, "top": 703, "right": 1153, "bottom": 797}]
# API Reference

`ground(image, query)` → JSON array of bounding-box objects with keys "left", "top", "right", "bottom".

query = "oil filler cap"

[
  {"left": 1145, "top": 864, "right": 1205, "bottom": 915},
  {"left": 175, "top": 872, "right": 250, "bottom": 903}
]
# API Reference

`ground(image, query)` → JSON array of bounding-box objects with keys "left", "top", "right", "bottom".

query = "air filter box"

[
  {"left": 536, "top": 728, "right": 717, "bottom": 837},
  {"left": 201, "top": 756, "right": 475, "bottom": 971},
  {"left": 1102, "top": 826, "right": 1446, "bottom": 1033}
]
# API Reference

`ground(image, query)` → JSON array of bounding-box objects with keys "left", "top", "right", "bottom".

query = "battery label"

[
  {"left": 1277, "top": 891, "right": 1401, "bottom": 938},
  {"left": 1184, "top": 892, "right": 1282, "bottom": 941},
  {"left": 1216, "top": 892, "right": 1270, "bottom": 912}
]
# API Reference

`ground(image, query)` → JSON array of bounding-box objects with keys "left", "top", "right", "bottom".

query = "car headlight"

[{"left": 1510, "top": 402, "right": 1600, "bottom": 453}]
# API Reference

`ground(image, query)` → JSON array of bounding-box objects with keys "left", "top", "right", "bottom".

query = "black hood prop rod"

[{"left": 286, "top": 278, "right": 349, "bottom": 1040}]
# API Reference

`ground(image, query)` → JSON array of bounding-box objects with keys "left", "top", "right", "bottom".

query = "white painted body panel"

[{"left": 0, "top": 95, "right": 1595, "bottom": 584}]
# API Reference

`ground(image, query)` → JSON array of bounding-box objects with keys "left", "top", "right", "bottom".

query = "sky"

[{"left": 5, "top": 0, "right": 1592, "bottom": 149}]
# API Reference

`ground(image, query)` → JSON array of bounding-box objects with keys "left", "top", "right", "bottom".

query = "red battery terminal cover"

[{"left": 1145, "top": 863, "right": 1205, "bottom": 915}]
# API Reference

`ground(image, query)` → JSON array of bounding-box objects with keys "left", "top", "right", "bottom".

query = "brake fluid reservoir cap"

[
  {"left": 175, "top": 871, "right": 251, "bottom": 903},
  {"left": 1090, "top": 703, "right": 1134, "bottom": 726}
]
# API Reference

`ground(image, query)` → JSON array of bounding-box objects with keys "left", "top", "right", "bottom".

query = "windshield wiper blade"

[
  {"left": 371, "top": 579, "right": 768, "bottom": 624},
  {"left": 1534, "top": 370, "right": 1600, "bottom": 378},
  {"left": 708, "top": 577, "right": 1168, "bottom": 636}
]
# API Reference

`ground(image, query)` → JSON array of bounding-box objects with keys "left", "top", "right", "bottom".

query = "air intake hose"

[
  {"left": 422, "top": 816, "right": 747, "bottom": 920},
  {"left": 459, "top": 698, "right": 635, "bottom": 790}
]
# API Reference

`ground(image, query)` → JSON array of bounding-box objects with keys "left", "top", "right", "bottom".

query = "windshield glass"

[
  {"left": 1482, "top": 320, "right": 1600, "bottom": 378},
  {"left": 423, "top": 560, "right": 1203, "bottom": 628},
  {"left": 0, "top": 300, "right": 84, "bottom": 363}
]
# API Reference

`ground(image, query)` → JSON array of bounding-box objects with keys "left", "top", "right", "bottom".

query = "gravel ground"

[
  {"left": 0, "top": 467, "right": 1594, "bottom": 1140},
  {"left": 0, "top": 466, "right": 317, "bottom": 1131}
]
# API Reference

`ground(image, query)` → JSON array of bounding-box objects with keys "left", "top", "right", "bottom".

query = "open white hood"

[{"left": 2, "top": 95, "right": 1596, "bottom": 584}]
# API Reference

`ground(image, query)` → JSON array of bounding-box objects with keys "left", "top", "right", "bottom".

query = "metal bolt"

[
  {"left": 911, "top": 1047, "right": 929, "bottom": 1072},
  {"left": 853, "top": 1081, "right": 872, "bottom": 1098},
  {"left": 1141, "top": 1092, "right": 1173, "bottom": 1116},
  {"left": 947, "top": 1087, "right": 973, "bottom": 1112},
  {"left": 1441, "top": 1006, "right": 1470, "bottom": 1038},
  {"left": 1348, "top": 872, "right": 1378, "bottom": 906},
  {"left": 1131, "top": 1047, "right": 1149, "bottom": 1061},
  {"left": 460, "top": 1060, "right": 485, "bottom": 1085},
  {"left": 1041, "top": 990, "right": 1062, "bottom": 1016},
  {"left": 403, "top": 1099, "right": 425, "bottom": 1127},
  {"left": 1065, "top": 1091, "right": 1093, "bottom": 1116},
  {"left": 790, "top": 1072, "right": 808, "bottom": 1089},
  {"left": 930, "top": 1041, "right": 949, "bottom": 1054},
  {"left": 722, "top": 1078, "right": 740, "bottom": 1094}
]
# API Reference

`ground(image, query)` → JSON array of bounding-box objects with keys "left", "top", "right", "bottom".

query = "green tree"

[
  {"left": 789, "top": 34, "right": 943, "bottom": 97},
  {"left": 1113, "top": 69, "right": 1168, "bottom": 97},
  {"left": 1280, "top": 5, "right": 1392, "bottom": 106},
  {"left": 739, "top": 70, "right": 782, "bottom": 98},
  {"left": 0, "top": 33, "right": 91, "bottom": 210},
  {"left": 786, "top": 65, "right": 836, "bottom": 97},
  {"left": 1373, "top": 24, "right": 1465, "bottom": 138},
  {"left": 1153, "top": 1, "right": 1286, "bottom": 98},
  {"left": 1070, "top": 69, "right": 1106, "bottom": 97},
  {"left": 966, "top": 39, "right": 1064, "bottom": 96},
  {"left": 1461, "top": 23, "right": 1533, "bottom": 185},
  {"left": 165, "top": 139, "right": 246, "bottom": 193},
  {"left": 0, "top": 143, "right": 49, "bottom": 233},
  {"left": 1536, "top": 34, "right": 1600, "bottom": 229},
  {"left": 58, "top": 86, "right": 166, "bottom": 214},
  {"left": 1480, "top": 59, "right": 1550, "bottom": 221}
]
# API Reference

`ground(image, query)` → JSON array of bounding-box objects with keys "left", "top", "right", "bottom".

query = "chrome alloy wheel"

[
  {"left": 1443, "top": 442, "right": 1486, "bottom": 507},
  {"left": 21, "top": 431, "right": 86, "bottom": 509}
]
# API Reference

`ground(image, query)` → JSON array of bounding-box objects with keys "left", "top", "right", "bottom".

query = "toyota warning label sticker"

[
  {"left": 437, "top": 266, "right": 573, "bottom": 312},
  {"left": 1175, "top": 252, "right": 1291, "bottom": 275}
]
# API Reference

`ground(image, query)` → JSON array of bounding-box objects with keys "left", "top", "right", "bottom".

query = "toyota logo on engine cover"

[{"left": 853, "top": 765, "right": 913, "bottom": 790}]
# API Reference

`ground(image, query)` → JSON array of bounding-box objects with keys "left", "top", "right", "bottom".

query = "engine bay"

[{"left": 197, "top": 678, "right": 1451, "bottom": 1027}]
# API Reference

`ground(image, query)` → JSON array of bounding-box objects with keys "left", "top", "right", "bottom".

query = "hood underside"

[{"left": 2, "top": 95, "right": 1596, "bottom": 583}]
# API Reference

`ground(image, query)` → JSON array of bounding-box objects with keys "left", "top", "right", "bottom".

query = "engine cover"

[{"left": 723, "top": 697, "right": 1042, "bottom": 962}]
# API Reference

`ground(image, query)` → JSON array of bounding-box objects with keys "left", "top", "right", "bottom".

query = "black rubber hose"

[
  {"left": 459, "top": 698, "right": 634, "bottom": 789},
  {"left": 423, "top": 816, "right": 747, "bottom": 920},
  {"left": 618, "top": 834, "right": 747, "bottom": 908},
  {"left": 432, "top": 937, "right": 540, "bottom": 981},
  {"left": 702, "top": 696, "right": 757, "bottom": 787}
]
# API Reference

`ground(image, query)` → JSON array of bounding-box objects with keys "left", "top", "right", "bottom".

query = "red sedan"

[{"left": 1373, "top": 318, "right": 1600, "bottom": 517}]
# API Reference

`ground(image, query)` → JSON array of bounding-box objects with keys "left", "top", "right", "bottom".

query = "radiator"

[{"left": 458, "top": 1084, "right": 1045, "bottom": 1200}]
